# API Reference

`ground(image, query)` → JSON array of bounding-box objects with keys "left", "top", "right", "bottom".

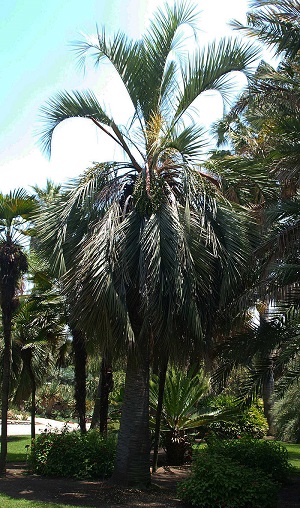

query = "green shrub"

[
  {"left": 177, "top": 450, "right": 278, "bottom": 508},
  {"left": 206, "top": 435, "right": 293, "bottom": 483},
  {"left": 28, "top": 428, "right": 116, "bottom": 479},
  {"left": 205, "top": 396, "right": 268, "bottom": 439}
]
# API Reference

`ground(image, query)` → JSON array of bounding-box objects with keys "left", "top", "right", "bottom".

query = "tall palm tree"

[
  {"left": 37, "top": 1, "right": 259, "bottom": 487},
  {"left": 0, "top": 189, "right": 36, "bottom": 474}
]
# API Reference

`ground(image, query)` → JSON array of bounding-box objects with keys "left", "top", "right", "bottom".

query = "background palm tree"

[
  {"left": 32, "top": 181, "right": 89, "bottom": 433},
  {"left": 36, "top": 1, "right": 259, "bottom": 487},
  {"left": 11, "top": 260, "right": 67, "bottom": 440},
  {"left": 0, "top": 189, "right": 36, "bottom": 474}
]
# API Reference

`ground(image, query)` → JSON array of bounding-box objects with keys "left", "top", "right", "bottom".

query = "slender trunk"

[
  {"left": 112, "top": 343, "right": 151, "bottom": 488},
  {"left": 0, "top": 237, "right": 27, "bottom": 474},
  {"left": 262, "top": 367, "right": 275, "bottom": 436},
  {"left": 31, "top": 384, "right": 36, "bottom": 441},
  {"left": 29, "top": 358, "right": 36, "bottom": 441},
  {"left": 90, "top": 356, "right": 113, "bottom": 434},
  {"left": 99, "top": 358, "right": 113, "bottom": 435},
  {"left": 72, "top": 328, "right": 87, "bottom": 433},
  {"left": 0, "top": 311, "right": 12, "bottom": 475},
  {"left": 90, "top": 367, "right": 101, "bottom": 430},
  {"left": 152, "top": 358, "right": 168, "bottom": 474}
]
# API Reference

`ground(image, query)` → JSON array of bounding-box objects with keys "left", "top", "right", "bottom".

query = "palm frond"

[
  {"left": 175, "top": 38, "right": 260, "bottom": 123},
  {"left": 39, "top": 90, "right": 115, "bottom": 156}
]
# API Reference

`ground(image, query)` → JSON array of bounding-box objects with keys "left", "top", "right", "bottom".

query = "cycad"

[{"left": 150, "top": 367, "right": 209, "bottom": 465}]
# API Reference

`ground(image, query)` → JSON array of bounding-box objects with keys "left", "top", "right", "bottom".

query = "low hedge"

[
  {"left": 28, "top": 428, "right": 116, "bottom": 479},
  {"left": 177, "top": 450, "right": 278, "bottom": 508},
  {"left": 206, "top": 435, "right": 293, "bottom": 483}
]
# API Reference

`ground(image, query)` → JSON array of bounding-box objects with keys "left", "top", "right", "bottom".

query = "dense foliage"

[
  {"left": 205, "top": 396, "right": 268, "bottom": 439},
  {"left": 177, "top": 449, "right": 278, "bottom": 508},
  {"left": 28, "top": 429, "right": 116, "bottom": 479},
  {"left": 205, "top": 436, "right": 293, "bottom": 484}
]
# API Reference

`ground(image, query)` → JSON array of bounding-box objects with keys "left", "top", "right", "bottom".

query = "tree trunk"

[
  {"left": 29, "top": 358, "right": 36, "bottom": 441},
  {"left": 90, "top": 356, "right": 113, "bottom": 434},
  {"left": 90, "top": 366, "right": 101, "bottom": 430},
  {"left": 0, "top": 311, "right": 12, "bottom": 475},
  {"left": 262, "top": 367, "right": 275, "bottom": 436},
  {"left": 152, "top": 358, "right": 168, "bottom": 474},
  {"left": 112, "top": 344, "right": 151, "bottom": 488},
  {"left": 72, "top": 328, "right": 87, "bottom": 433},
  {"left": 100, "top": 357, "right": 113, "bottom": 435}
]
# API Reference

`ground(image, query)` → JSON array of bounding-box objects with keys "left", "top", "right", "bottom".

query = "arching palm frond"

[
  {"left": 175, "top": 38, "right": 260, "bottom": 123},
  {"left": 231, "top": 0, "right": 300, "bottom": 59}
]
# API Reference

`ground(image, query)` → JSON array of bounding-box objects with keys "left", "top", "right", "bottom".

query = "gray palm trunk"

[
  {"left": 112, "top": 342, "right": 151, "bottom": 487},
  {"left": 262, "top": 365, "right": 275, "bottom": 436},
  {"left": 152, "top": 358, "right": 168, "bottom": 474},
  {"left": 0, "top": 309, "right": 12, "bottom": 474},
  {"left": 72, "top": 328, "right": 87, "bottom": 433},
  {"left": 90, "top": 356, "right": 113, "bottom": 434}
]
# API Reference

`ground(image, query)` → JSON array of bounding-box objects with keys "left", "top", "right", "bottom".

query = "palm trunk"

[
  {"left": 72, "top": 328, "right": 87, "bottom": 433},
  {"left": 90, "top": 356, "right": 113, "bottom": 434},
  {"left": 262, "top": 367, "right": 275, "bottom": 436},
  {"left": 0, "top": 312, "right": 12, "bottom": 475},
  {"left": 99, "top": 357, "right": 113, "bottom": 435},
  {"left": 29, "top": 360, "right": 36, "bottom": 441},
  {"left": 112, "top": 343, "right": 151, "bottom": 488},
  {"left": 90, "top": 366, "right": 101, "bottom": 430},
  {"left": 21, "top": 347, "right": 36, "bottom": 441},
  {"left": 152, "top": 358, "right": 168, "bottom": 474}
]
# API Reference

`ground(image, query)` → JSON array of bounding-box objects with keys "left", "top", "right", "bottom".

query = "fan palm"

[
  {"left": 37, "top": 1, "right": 259, "bottom": 487},
  {"left": 0, "top": 189, "right": 36, "bottom": 474}
]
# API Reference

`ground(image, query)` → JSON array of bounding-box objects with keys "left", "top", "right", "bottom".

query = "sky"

[{"left": 0, "top": 0, "right": 258, "bottom": 194}]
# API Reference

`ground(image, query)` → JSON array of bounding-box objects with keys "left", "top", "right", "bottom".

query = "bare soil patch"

[
  {"left": 0, "top": 463, "right": 190, "bottom": 507},
  {"left": 0, "top": 463, "right": 299, "bottom": 507}
]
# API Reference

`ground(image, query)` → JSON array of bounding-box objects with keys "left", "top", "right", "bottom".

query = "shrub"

[
  {"left": 177, "top": 450, "right": 278, "bottom": 508},
  {"left": 206, "top": 435, "right": 293, "bottom": 483},
  {"left": 205, "top": 396, "right": 268, "bottom": 439},
  {"left": 28, "top": 428, "right": 116, "bottom": 479}
]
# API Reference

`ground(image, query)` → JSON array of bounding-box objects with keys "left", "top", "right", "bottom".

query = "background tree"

[{"left": 0, "top": 189, "right": 36, "bottom": 474}]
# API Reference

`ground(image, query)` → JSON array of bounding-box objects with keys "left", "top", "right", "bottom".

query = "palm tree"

[
  {"left": 12, "top": 264, "right": 67, "bottom": 440},
  {"left": 231, "top": 0, "right": 300, "bottom": 60},
  {"left": 32, "top": 182, "right": 88, "bottom": 433},
  {"left": 0, "top": 189, "right": 36, "bottom": 474},
  {"left": 37, "top": 1, "right": 259, "bottom": 487}
]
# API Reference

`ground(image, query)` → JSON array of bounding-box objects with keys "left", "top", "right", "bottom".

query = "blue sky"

[{"left": 0, "top": 0, "right": 251, "bottom": 194}]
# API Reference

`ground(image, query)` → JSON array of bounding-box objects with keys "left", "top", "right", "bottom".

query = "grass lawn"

[
  {"left": 280, "top": 442, "right": 300, "bottom": 472},
  {"left": 6, "top": 435, "right": 31, "bottom": 462},
  {"left": 0, "top": 495, "right": 91, "bottom": 508}
]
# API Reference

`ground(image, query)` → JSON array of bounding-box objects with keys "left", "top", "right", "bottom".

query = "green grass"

[
  {"left": 0, "top": 495, "right": 91, "bottom": 508},
  {"left": 6, "top": 435, "right": 31, "bottom": 462},
  {"left": 279, "top": 442, "right": 300, "bottom": 472}
]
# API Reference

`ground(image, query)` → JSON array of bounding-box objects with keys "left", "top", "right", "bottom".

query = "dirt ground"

[{"left": 0, "top": 463, "right": 299, "bottom": 507}]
